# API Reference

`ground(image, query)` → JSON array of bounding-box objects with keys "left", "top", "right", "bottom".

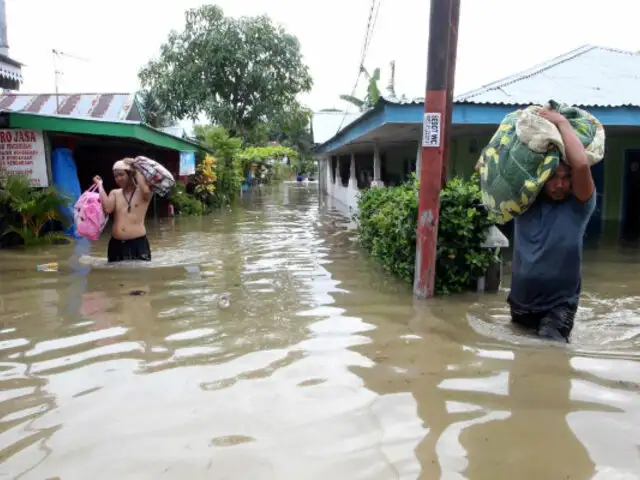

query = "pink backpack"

[{"left": 74, "top": 185, "right": 108, "bottom": 241}]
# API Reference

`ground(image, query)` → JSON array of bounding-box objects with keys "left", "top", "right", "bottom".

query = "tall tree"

[
  {"left": 267, "top": 102, "right": 315, "bottom": 174},
  {"left": 139, "top": 5, "right": 313, "bottom": 139},
  {"left": 267, "top": 102, "right": 313, "bottom": 154}
]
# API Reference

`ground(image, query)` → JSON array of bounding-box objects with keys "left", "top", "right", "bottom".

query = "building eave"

[
  {"left": 314, "top": 100, "right": 640, "bottom": 155},
  {"left": 3, "top": 110, "right": 210, "bottom": 153}
]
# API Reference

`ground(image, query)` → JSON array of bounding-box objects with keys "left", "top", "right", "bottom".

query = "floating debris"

[
  {"left": 36, "top": 262, "right": 58, "bottom": 272},
  {"left": 218, "top": 294, "right": 231, "bottom": 309}
]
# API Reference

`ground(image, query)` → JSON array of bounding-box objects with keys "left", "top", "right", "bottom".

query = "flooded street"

[{"left": 2, "top": 183, "right": 640, "bottom": 479}]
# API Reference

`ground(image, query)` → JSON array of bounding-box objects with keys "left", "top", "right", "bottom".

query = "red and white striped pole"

[{"left": 413, "top": 0, "right": 461, "bottom": 298}]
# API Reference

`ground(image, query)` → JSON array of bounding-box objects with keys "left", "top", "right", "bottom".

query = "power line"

[
  {"left": 337, "top": 0, "right": 381, "bottom": 132},
  {"left": 363, "top": 0, "right": 381, "bottom": 60},
  {"left": 52, "top": 48, "right": 90, "bottom": 113}
]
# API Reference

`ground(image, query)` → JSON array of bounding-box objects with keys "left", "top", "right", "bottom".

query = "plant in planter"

[{"left": 0, "top": 175, "right": 70, "bottom": 247}]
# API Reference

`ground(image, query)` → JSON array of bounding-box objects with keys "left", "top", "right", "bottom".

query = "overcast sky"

[{"left": 6, "top": 0, "right": 640, "bottom": 113}]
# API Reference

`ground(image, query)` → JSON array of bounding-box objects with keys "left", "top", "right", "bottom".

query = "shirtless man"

[{"left": 93, "top": 159, "right": 153, "bottom": 263}]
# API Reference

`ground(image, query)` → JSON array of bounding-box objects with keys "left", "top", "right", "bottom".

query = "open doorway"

[
  {"left": 622, "top": 150, "right": 640, "bottom": 241},
  {"left": 49, "top": 133, "right": 179, "bottom": 218}
]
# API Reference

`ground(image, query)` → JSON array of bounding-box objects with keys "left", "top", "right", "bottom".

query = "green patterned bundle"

[{"left": 477, "top": 100, "right": 605, "bottom": 223}]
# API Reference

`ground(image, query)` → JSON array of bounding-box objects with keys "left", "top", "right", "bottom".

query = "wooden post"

[{"left": 440, "top": 0, "right": 460, "bottom": 187}]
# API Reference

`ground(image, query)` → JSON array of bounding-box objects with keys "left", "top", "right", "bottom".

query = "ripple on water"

[
  {"left": 4, "top": 186, "right": 640, "bottom": 478},
  {"left": 467, "top": 290, "right": 640, "bottom": 357}
]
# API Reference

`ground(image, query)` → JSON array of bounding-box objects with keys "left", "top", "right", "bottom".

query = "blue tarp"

[{"left": 51, "top": 148, "right": 81, "bottom": 238}]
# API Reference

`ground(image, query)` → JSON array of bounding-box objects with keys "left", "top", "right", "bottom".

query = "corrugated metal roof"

[
  {"left": 380, "top": 94, "right": 423, "bottom": 105},
  {"left": 311, "top": 110, "right": 362, "bottom": 144},
  {"left": 1, "top": 110, "right": 206, "bottom": 151},
  {"left": 159, "top": 125, "right": 187, "bottom": 138},
  {"left": 0, "top": 93, "right": 138, "bottom": 121},
  {"left": 454, "top": 45, "right": 640, "bottom": 107}
]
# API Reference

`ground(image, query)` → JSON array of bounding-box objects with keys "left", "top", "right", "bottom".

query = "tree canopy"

[{"left": 139, "top": 5, "right": 313, "bottom": 138}]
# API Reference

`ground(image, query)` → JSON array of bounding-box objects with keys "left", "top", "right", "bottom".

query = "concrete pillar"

[
  {"left": 323, "top": 156, "right": 330, "bottom": 192},
  {"left": 372, "top": 145, "right": 384, "bottom": 188},
  {"left": 348, "top": 153, "right": 357, "bottom": 189},
  {"left": 415, "top": 144, "right": 421, "bottom": 179},
  {"left": 316, "top": 156, "right": 323, "bottom": 193},
  {"left": 323, "top": 156, "right": 329, "bottom": 193}
]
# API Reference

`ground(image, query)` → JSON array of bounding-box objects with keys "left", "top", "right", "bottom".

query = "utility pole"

[
  {"left": 440, "top": 0, "right": 460, "bottom": 187},
  {"left": 413, "top": 0, "right": 461, "bottom": 298}
]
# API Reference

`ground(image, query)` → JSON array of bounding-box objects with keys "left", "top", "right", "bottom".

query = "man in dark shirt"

[{"left": 508, "top": 107, "right": 596, "bottom": 343}]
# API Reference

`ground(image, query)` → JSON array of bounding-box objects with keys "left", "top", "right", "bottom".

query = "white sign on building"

[{"left": 0, "top": 129, "right": 48, "bottom": 187}]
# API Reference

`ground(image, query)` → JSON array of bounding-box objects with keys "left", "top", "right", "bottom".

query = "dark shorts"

[
  {"left": 510, "top": 302, "right": 578, "bottom": 343},
  {"left": 107, "top": 236, "right": 151, "bottom": 263}
]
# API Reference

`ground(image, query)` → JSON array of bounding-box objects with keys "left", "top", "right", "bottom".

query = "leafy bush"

[
  {"left": 169, "top": 183, "right": 205, "bottom": 216},
  {"left": 193, "top": 153, "right": 217, "bottom": 202},
  {"left": 358, "top": 180, "right": 418, "bottom": 283},
  {"left": 356, "top": 174, "right": 498, "bottom": 295},
  {"left": 0, "top": 175, "right": 70, "bottom": 247},
  {"left": 237, "top": 145, "right": 297, "bottom": 183},
  {"left": 194, "top": 125, "right": 244, "bottom": 207}
]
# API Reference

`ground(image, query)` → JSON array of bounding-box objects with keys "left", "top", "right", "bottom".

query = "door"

[
  {"left": 585, "top": 161, "right": 604, "bottom": 239},
  {"left": 622, "top": 150, "right": 640, "bottom": 241}
]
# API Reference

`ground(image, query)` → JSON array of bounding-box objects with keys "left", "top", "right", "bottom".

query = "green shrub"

[
  {"left": 237, "top": 145, "right": 297, "bottom": 183},
  {"left": 193, "top": 125, "right": 244, "bottom": 207},
  {"left": 356, "top": 174, "right": 498, "bottom": 295},
  {"left": 358, "top": 180, "right": 418, "bottom": 283},
  {"left": 169, "top": 183, "right": 205, "bottom": 216}
]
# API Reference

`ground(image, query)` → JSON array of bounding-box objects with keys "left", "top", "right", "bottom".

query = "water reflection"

[{"left": 1, "top": 183, "right": 640, "bottom": 478}]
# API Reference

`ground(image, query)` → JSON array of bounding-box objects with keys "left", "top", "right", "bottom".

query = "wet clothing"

[
  {"left": 508, "top": 192, "right": 596, "bottom": 340},
  {"left": 107, "top": 235, "right": 151, "bottom": 263},
  {"left": 511, "top": 302, "right": 578, "bottom": 342}
]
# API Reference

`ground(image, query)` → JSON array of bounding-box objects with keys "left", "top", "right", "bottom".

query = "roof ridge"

[
  {"left": 313, "top": 110, "right": 359, "bottom": 114},
  {"left": 591, "top": 45, "right": 640, "bottom": 56},
  {"left": 455, "top": 44, "right": 600, "bottom": 101}
]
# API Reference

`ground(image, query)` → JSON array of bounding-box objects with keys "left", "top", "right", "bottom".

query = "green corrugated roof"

[{"left": 5, "top": 111, "right": 208, "bottom": 152}]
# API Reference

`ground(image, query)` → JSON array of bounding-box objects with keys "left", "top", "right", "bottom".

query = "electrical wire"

[{"left": 337, "top": 0, "right": 381, "bottom": 132}]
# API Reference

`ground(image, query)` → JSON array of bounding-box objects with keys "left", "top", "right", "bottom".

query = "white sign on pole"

[
  {"left": 422, "top": 113, "right": 442, "bottom": 148},
  {"left": 0, "top": 129, "right": 49, "bottom": 187}
]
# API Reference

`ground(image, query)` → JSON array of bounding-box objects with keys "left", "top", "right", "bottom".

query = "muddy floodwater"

[{"left": 2, "top": 184, "right": 640, "bottom": 479}]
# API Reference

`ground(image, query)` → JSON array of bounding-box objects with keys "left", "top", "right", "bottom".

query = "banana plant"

[{"left": 340, "top": 66, "right": 381, "bottom": 111}]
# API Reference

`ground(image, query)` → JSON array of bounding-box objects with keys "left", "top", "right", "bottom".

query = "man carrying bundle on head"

[
  {"left": 93, "top": 158, "right": 153, "bottom": 263},
  {"left": 507, "top": 108, "right": 596, "bottom": 343}
]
